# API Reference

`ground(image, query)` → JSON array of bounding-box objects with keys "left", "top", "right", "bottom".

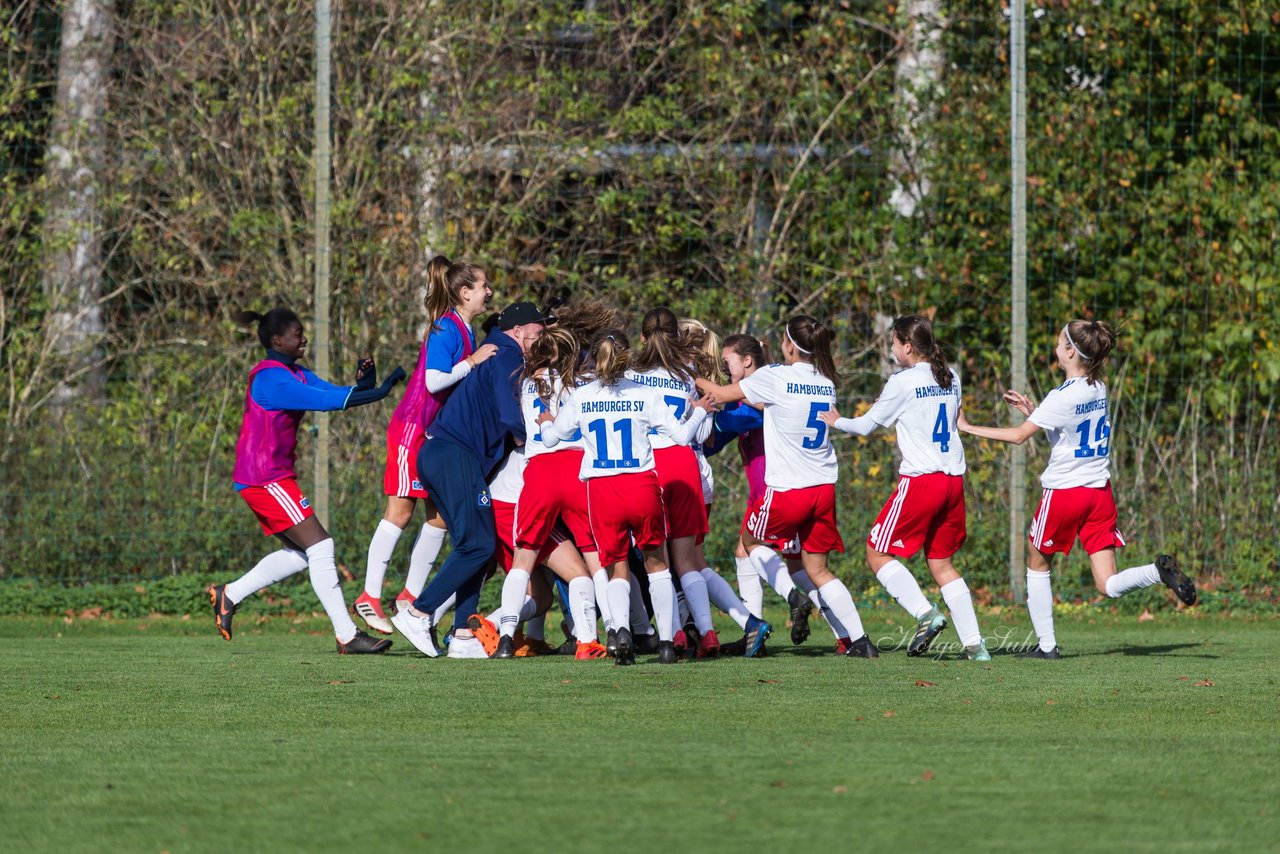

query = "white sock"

[
  {"left": 1026, "top": 569, "right": 1056, "bottom": 651},
  {"left": 305, "top": 538, "right": 358, "bottom": 643},
  {"left": 790, "top": 571, "right": 844, "bottom": 639},
  {"left": 701, "top": 568, "right": 749, "bottom": 629},
  {"left": 628, "top": 574, "right": 653, "bottom": 635},
  {"left": 593, "top": 568, "right": 615, "bottom": 631},
  {"left": 749, "top": 546, "right": 795, "bottom": 601},
  {"left": 363, "top": 519, "right": 403, "bottom": 598},
  {"left": 941, "top": 578, "right": 982, "bottom": 647},
  {"left": 525, "top": 612, "right": 545, "bottom": 641},
  {"left": 875, "top": 560, "right": 933, "bottom": 620},
  {"left": 431, "top": 592, "right": 456, "bottom": 626},
  {"left": 1105, "top": 563, "right": 1160, "bottom": 598},
  {"left": 817, "top": 579, "right": 865, "bottom": 641},
  {"left": 607, "top": 579, "right": 632, "bottom": 637},
  {"left": 736, "top": 556, "right": 764, "bottom": 617},
  {"left": 499, "top": 569, "right": 531, "bottom": 637},
  {"left": 649, "top": 570, "right": 676, "bottom": 642},
  {"left": 680, "top": 571, "right": 715, "bottom": 634},
  {"left": 568, "top": 577, "right": 598, "bottom": 644},
  {"left": 403, "top": 524, "right": 447, "bottom": 597},
  {"left": 226, "top": 549, "right": 308, "bottom": 603}
]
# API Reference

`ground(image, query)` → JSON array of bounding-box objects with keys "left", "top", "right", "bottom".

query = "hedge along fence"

[{"left": 0, "top": 3, "right": 1276, "bottom": 595}]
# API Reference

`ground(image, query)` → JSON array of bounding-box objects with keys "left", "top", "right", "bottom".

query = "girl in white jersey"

[
  {"left": 698, "top": 315, "right": 878, "bottom": 659},
  {"left": 540, "top": 329, "right": 712, "bottom": 665},
  {"left": 822, "top": 315, "right": 988, "bottom": 661},
  {"left": 958, "top": 319, "right": 1197, "bottom": 659}
]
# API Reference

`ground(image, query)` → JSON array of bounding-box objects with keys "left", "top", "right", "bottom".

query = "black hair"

[{"left": 234, "top": 308, "right": 301, "bottom": 350}]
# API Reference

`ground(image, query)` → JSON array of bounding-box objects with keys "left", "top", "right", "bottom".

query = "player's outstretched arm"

[
  {"left": 956, "top": 408, "right": 1040, "bottom": 445},
  {"left": 820, "top": 404, "right": 879, "bottom": 437},
  {"left": 694, "top": 376, "right": 745, "bottom": 405}
]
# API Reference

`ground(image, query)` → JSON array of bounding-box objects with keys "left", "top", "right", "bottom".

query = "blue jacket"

[
  {"left": 250, "top": 349, "right": 354, "bottom": 412},
  {"left": 429, "top": 329, "right": 526, "bottom": 476}
]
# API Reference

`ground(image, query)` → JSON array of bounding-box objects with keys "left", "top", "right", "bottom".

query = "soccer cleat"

[
  {"left": 907, "top": 606, "right": 948, "bottom": 657},
  {"left": 718, "top": 634, "right": 748, "bottom": 656},
  {"left": 633, "top": 631, "right": 660, "bottom": 654},
  {"left": 845, "top": 635, "right": 880, "bottom": 659},
  {"left": 614, "top": 628, "right": 636, "bottom": 666},
  {"left": 834, "top": 637, "right": 853, "bottom": 655},
  {"left": 672, "top": 629, "right": 689, "bottom": 656},
  {"left": 514, "top": 637, "right": 557, "bottom": 658},
  {"left": 446, "top": 633, "right": 489, "bottom": 659},
  {"left": 494, "top": 635, "right": 516, "bottom": 659},
  {"left": 394, "top": 589, "right": 417, "bottom": 612},
  {"left": 1018, "top": 645, "right": 1061, "bottom": 660},
  {"left": 354, "top": 592, "right": 394, "bottom": 635},
  {"left": 743, "top": 614, "right": 772, "bottom": 658},
  {"left": 558, "top": 637, "right": 579, "bottom": 656},
  {"left": 466, "top": 614, "right": 501, "bottom": 657},
  {"left": 390, "top": 608, "right": 439, "bottom": 657},
  {"left": 1156, "top": 554, "right": 1198, "bottom": 607},
  {"left": 208, "top": 584, "right": 236, "bottom": 641},
  {"left": 336, "top": 629, "right": 392, "bottom": 655},
  {"left": 696, "top": 628, "right": 721, "bottom": 659},
  {"left": 787, "top": 588, "right": 815, "bottom": 645},
  {"left": 656, "top": 641, "right": 679, "bottom": 664},
  {"left": 605, "top": 628, "right": 619, "bottom": 657},
  {"left": 575, "top": 640, "right": 609, "bottom": 660},
  {"left": 682, "top": 625, "right": 701, "bottom": 661},
  {"left": 965, "top": 641, "right": 992, "bottom": 662}
]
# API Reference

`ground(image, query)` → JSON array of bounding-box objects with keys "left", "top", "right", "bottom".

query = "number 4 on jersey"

[{"left": 931, "top": 403, "right": 951, "bottom": 453}]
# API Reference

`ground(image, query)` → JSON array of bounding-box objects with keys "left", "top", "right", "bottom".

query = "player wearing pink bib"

[
  {"left": 959, "top": 319, "right": 1197, "bottom": 659},
  {"left": 539, "top": 329, "right": 712, "bottom": 665},
  {"left": 823, "top": 315, "right": 988, "bottom": 661},
  {"left": 355, "top": 255, "right": 499, "bottom": 635},
  {"left": 698, "top": 316, "right": 878, "bottom": 658}
]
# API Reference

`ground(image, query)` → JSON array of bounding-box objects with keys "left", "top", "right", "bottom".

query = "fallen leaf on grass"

[
  {"left": 883, "top": 710, "right": 896, "bottom": 718},
  {"left": 757, "top": 679, "right": 781, "bottom": 685},
  {"left": 769, "top": 780, "right": 786, "bottom": 788},
  {"left": 326, "top": 679, "right": 353, "bottom": 685},
  {"left": 80, "top": 607, "right": 103, "bottom": 620},
  {"left": 1178, "top": 676, "right": 1190, "bottom": 681},
  {"left": 832, "top": 785, "right": 849, "bottom": 794},
  {"left": 43, "top": 695, "right": 61, "bottom": 700},
  {"left": 560, "top": 679, "right": 573, "bottom": 684},
  {"left": 915, "top": 680, "right": 937, "bottom": 687},
  {"left": 1137, "top": 608, "right": 1155, "bottom": 622},
  {"left": 1195, "top": 679, "right": 1214, "bottom": 687},
  {"left": 921, "top": 769, "right": 935, "bottom": 781}
]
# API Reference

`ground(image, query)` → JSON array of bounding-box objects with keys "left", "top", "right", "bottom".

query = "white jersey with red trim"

[
  {"left": 737, "top": 362, "right": 838, "bottom": 489},
  {"left": 1028, "top": 377, "right": 1111, "bottom": 489},
  {"left": 522, "top": 371, "right": 585, "bottom": 460},
  {"left": 488, "top": 446, "right": 526, "bottom": 503},
  {"left": 624, "top": 367, "right": 698, "bottom": 450},
  {"left": 544, "top": 377, "right": 707, "bottom": 480},
  {"left": 864, "top": 363, "right": 966, "bottom": 477}
]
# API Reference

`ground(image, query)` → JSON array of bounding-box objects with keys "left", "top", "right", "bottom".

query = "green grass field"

[{"left": 3, "top": 609, "right": 1278, "bottom": 853}]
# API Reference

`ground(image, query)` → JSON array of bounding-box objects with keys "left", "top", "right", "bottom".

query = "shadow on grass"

[{"left": 1084, "top": 641, "right": 1217, "bottom": 658}]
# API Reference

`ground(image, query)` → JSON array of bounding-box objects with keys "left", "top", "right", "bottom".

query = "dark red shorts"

[
  {"left": 240, "top": 478, "right": 313, "bottom": 536},
  {"left": 586, "top": 471, "right": 665, "bottom": 565},
  {"left": 867, "top": 473, "right": 967, "bottom": 560},
  {"left": 515, "top": 450, "right": 595, "bottom": 552},
  {"left": 742, "top": 484, "right": 843, "bottom": 554},
  {"left": 652, "top": 445, "right": 708, "bottom": 541},
  {"left": 493, "top": 499, "right": 564, "bottom": 573},
  {"left": 1029, "top": 483, "right": 1125, "bottom": 556},
  {"left": 383, "top": 419, "right": 429, "bottom": 500}
]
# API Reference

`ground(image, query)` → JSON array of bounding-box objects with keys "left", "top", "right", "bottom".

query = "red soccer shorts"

[
  {"left": 515, "top": 450, "right": 595, "bottom": 552},
  {"left": 742, "top": 484, "right": 844, "bottom": 554},
  {"left": 586, "top": 470, "right": 665, "bottom": 565},
  {"left": 1029, "top": 483, "right": 1126, "bottom": 556},
  {"left": 867, "top": 473, "right": 967, "bottom": 560},
  {"left": 382, "top": 419, "right": 429, "bottom": 500},
  {"left": 240, "top": 478, "right": 314, "bottom": 536},
  {"left": 492, "top": 499, "right": 565, "bottom": 573},
  {"left": 652, "top": 445, "right": 709, "bottom": 541}
]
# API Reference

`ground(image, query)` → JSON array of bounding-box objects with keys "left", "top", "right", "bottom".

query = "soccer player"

[
  {"left": 822, "top": 315, "right": 988, "bottom": 661},
  {"left": 538, "top": 329, "right": 712, "bottom": 665},
  {"left": 355, "top": 255, "right": 498, "bottom": 635},
  {"left": 209, "top": 308, "right": 404, "bottom": 653},
  {"left": 697, "top": 315, "right": 879, "bottom": 658},
  {"left": 958, "top": 319, "right": 1198, "bottom": 658}
]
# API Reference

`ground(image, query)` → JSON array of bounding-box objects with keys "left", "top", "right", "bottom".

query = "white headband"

[
  {"left": 785, "top": 324, "right": 813, "bottom": 356},
  {"left": 1063, "top": 325, "right": 1090, "bottom": 361}
]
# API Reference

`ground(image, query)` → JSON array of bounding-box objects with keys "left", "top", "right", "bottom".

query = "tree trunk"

[
  {"left": 887, "top": 0, "right": 945, "bottom": 219},
  {"left": 42, "top": 0, "right": 115, "bottom": 407}
]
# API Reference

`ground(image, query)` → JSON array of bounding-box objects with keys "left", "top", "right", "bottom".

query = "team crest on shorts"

[
  {"left": 412, "top": 479, "right": 423, "bottom": 491},
  {"left": 300, "top": 497, "right": 311, "bottom": 509},
  {"left": 477, "top": 490, "right": 491, "bottom": 507}
]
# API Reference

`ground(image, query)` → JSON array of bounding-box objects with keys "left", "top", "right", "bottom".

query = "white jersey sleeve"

[
  {"left": 1028, "top": 378, "right": 1111, "bottom": 488},
  {"left": 625, "top": 367, "right": 697, "bottom": 450},
  {"left": 738, "top": 363, "right": 838, "bottom": 489},
  {"left": 524, "top": 372, "right": 582, "bottom": 458},
  {"left": 867, "top": 364, "right": 966, "bottom": 476}
]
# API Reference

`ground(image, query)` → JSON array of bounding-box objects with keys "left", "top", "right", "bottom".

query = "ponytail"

[
  {"left": 632, "top": 307, "right": 695, "bottom": 384},
  {"left": 235, "top": 307, "right": 300, "bottom": 351},
  {"left": 591, "top": 329, "right": 631, "bottom": 386},
  {"left": 526, "top": 326, "right": 585, "bottom": 402},
  {"left": 786, "top": 315, "right": 838, "bottom": 384},
  {"left": 1064, "top": 318, "right": 1117, "bottom": 385},
  {"left": 679, "top": 317, "right": 725, "bottom": 383},
  {"left": 892, "top": 314, "right": 951, "bottom": 388},
  {"left": 425, "top": 254, "right": 485, "bottom": 323}
]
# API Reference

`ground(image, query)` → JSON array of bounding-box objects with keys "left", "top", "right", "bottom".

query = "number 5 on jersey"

[{"left": 804, "top": 402, "right": 829, "bottom": 449}]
